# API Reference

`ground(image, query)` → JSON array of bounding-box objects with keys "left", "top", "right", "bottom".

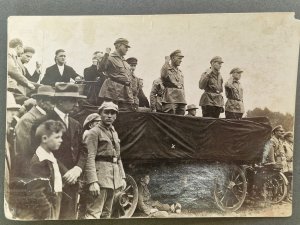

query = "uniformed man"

[
  {"left": 283, "top": 132, "right": 293, "bottom": 173},
  {"left": 126, "top": 57, "right": 149, "bottom": 111},
  {"left": 160, "top": 50, "right": 186, "bottom": 115},
  {"left": 263, "top": 125, "right": 288, "bottom": 172},
  {"left": 199, "top": 56, "right": 224, "bottom": 118},
  {"left": 150, "top": 78, "right": 165, "bottom": 112},
  {"left": 185, "top": 104, "right": 198, "bottom": 117},
  {"left": 225, "top": 67, "right": 244, "bottom": 119},
  {"left": 83, "top": 101, "right": 126, "bottom": 219},
  {"left": 98, "top": 38, "right": 134, "bottom": 111}
]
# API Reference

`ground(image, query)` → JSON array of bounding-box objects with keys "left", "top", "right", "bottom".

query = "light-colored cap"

[
  {"left": 186, "top": 104, "right": 198, "bottom": 111},
  {"left": 230, "top": 67, "right": 243, "bottom": 74},
  {"left": 98, "top": 101, "right": 119, "bottom": 113},
  {"left": 83, "top": 113, "right": 101, "bottom": 129}
]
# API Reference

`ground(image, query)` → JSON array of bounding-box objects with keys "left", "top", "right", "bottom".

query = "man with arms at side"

[{"left": 41, "top": 49, "right": 82, "bottom": 86}]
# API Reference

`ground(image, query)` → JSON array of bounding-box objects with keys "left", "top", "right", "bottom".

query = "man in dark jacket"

[
  {"left": 33, "top": 83, "right": 88, "bottom": 219},
  {"left": 41, "top": 49, "right": 81, "bottom": 86}
]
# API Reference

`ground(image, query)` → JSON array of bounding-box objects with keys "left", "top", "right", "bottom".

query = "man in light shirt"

[{"left": 41, "top": 49, "right": 82, "bottom": 86}]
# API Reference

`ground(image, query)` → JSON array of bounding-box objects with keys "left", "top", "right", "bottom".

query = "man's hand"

[
  {"left": 89, "top": 182, "right": 101, "bottom": 197},
  {"left": 121, "top": 179, "right": 127, "bottom": 191},
  {"left": 28, "top": 82, "right": 36, "bottom": 90},
  {"left": 75, "top": 76, "right": 82, "bottom": 81},
  {"left": 105, "top": 48, "right": 111, "bottom": 54},
  {"left": 63, "top": 166, "right": 82, "bottom": 184},
  {"left": 165, "top": 56, "right": 170, "bottom": 63},
  {"left": 150, "top": 208, "right": 158, "bottom": 214}
]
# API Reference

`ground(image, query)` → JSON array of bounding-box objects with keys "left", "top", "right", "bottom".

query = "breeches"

[
  {"left": 162, "top": 103, "right": 186, "bottom": 115},
  {"left": 201, "top": 105, "right": 222, "bottom": 118}
]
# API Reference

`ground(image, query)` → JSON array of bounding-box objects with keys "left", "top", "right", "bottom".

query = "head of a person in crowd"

[
  {"left": 186, "top": 104, "right": 198, "bottom": 116},
  {"left": 210, "top": 56, "right": 224, "bottom": 72},
  {"left": 6, "top": 92, "right": 21, "bottom": 128},
  {"left": 140, "top": 173, "right": 150, "bottom": 185},
  {"left": 55, "top": 49, "right": 66, "bottom": 66},
  {"left": 170, "top": 50, "right": 184, "bottom": 67},
  {"left": 93, "top": 51, "right": 104, "bottom": 61},
  {"left": 272, "top": 125, "right": 285, "bottom": 139},
  {"left": 31, "top": 85, "right": 55, "bottom": 112},
  {"left": 114, "top": 38, "right": 130, "bottom": 56},
  {"left": 284, "top": 132, "right": 294, "bottom": 144},
  {"left": 83, "top": 113, "right": 101, "bottom": 131},
  {"left": 98, "top": 101, "right": 118, "bottom": 127},
  {"left": 126, "top": 57, "right": 138, "bottom": 73},
  {"left": 20, "top": 47, "right": 35, "bottom": 64},
  {"left": 92, "top": 56, "right": 98, "bottom": 66},
  {"left": 35, "top": 120, "right": 66, "bottom": 152},
  {"left": 54, "top": 83, "right": 86, "bottom": 114},
  {"left": 230, "top": 67, "right": 243, "bottom": 81},
  {"left": 9, "top": 38, "right": 24, "bottom": 56}
]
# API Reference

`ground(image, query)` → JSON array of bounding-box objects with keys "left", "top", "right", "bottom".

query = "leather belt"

[{"left": 95, "top": 155, "right": 119, "bottom": 163}]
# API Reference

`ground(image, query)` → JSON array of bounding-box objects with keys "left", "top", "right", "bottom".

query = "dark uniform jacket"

[
  {"left": 225, "top": 77, "right": 244, "bottom": 113},
  {"left": 41, "top": 64, "right": 80, "bottom": 86}
]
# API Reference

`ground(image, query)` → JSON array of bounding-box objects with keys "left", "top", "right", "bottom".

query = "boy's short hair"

[{"left": 35, "top": 120, "right": 66, "bottom": 142}]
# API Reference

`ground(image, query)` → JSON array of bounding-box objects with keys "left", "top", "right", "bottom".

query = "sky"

[{"left": 8, "top": 13, "right": 300, "bottom": 116}]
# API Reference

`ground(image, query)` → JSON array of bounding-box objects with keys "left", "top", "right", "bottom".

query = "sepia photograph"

[{"left": 5, "top": 13, "right": 299, "bottom": 220}]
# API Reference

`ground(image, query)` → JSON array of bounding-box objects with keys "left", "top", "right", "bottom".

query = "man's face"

[
  {"left": 43, "top": 131, "right": 63, "bottom": 151},
  {"left": 56, "top": 51, "right": 66, "bottom": 65},
  {"left": 189, "top": 109, "right": 197, "bottom": 116},
  {"left": 39, "top": 97, "right": 54, "bottom": 112},
  {"left": 118, "top": 44, "right": 129, "bottom": 56},
  {"left": 275, "top": 129, "right": 285, "bottom": 139},
  {"left": 172, "top": 55, "right": 183, "bottom": 67},
  {"left": 92, "top": 59, "right": 98, "bottom": 66},
  {"left": 16, "top": 45, "right": 24, "bottom": 57},
  {"left": 20, "top": 52, "right": 33, "bottom": 64},
  {"left": 59, "top": 98, "right": 78, "bottom": 113},
  {"left": 142, "top": 175, "right": 150, "bottom": 185},
  {"left": 100, "top": 109, "right": 117, "bottom": 126},
  {"left": 232, "top": 72, "right": 242, "bottom": 80},
  {"left": 212, "top": 61, "right": 223, "bottom": 71},
  {"left": 129, "top": 64, "right": 136, "bottom": 73}
]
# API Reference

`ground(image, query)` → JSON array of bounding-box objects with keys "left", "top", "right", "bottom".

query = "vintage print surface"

[{"left": 5, "top": 13, "right": 299, "bottom": 219}]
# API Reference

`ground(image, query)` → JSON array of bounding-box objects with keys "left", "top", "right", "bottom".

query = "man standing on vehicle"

[
  {"left": 224, "top": 67, "right": 244, "bottom": 119},
  {"left": 199, "top": 56, "right": 224, "bottom": 118},
  {"left": 98, "top": 38, "right": 134, "bottom": 111},
  {"left": 83, "top": 101, "right": 126, "bottom": 219},
  {"left": 160, "top": 50, "right": 186, "bottom": 115}
]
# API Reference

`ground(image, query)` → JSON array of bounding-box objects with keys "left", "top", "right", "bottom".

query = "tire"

[{"left": 264, "top": 172, "right": 288, "bottom": 204}]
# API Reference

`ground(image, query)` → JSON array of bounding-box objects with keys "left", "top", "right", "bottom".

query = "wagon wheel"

[
  {"left": 113, "top": 174, "right": 138, "bottom": 218},
  {"left": 264, "top": 172, "right": 287, "bottom": 204},
  {"left": 214, "top": 165, "right": 247, "bottom": 212}
]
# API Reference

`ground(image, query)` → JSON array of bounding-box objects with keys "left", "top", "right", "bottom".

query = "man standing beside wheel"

[
  {"left": 199, "top": 56, "right": 224, "bottom": 118},
  {"left": 83, "top": 101, "right": 126, "bottom": 219}
]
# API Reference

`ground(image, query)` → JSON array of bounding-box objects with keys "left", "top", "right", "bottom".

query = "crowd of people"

[{"left": 5, "top": 37, "right": 293, "bottom": 220}]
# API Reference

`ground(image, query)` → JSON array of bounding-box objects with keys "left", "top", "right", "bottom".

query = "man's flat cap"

[
  {"left": 272, "top": 125, "right": 284, "bottom": 133},
  {"left": 114, "top": 38, "right": 130, "bottom": 47},
  {"left": 210, "top": 56, "right": 224, "bottom": 64},
  {"left": 170, "top": 50, "right": 184, "bottom": 58},
  {"left": 230, "top": 67, "right": 243, "bottom": 74},
  {"left": 126, "top": 57, "right": 138, "bottom": 65}
]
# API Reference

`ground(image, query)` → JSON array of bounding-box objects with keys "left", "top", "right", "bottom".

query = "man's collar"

[
  {"left": 57, "top": 63, "right": 64, "bottom": 67},
  {"left": 54, "top": 107, "right": 68, "bottom": 120},
  {"left": 99, "top": 121, "right": 114, "bottom": 130},
  {"left": 111, "top": 51, "right": 124, "bottom": 59},
  {"left": 36, "top": 146, "right": 56, "bottom": 163},
  {"left": 36, "top": 105, "right": 47, "bottom": 115}
]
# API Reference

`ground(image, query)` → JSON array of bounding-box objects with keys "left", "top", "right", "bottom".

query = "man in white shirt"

[{"left": 41, "top": 49, "right": 82, "bottom": 86}]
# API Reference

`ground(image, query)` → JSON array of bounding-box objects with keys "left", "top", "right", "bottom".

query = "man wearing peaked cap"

[
  {"left": 83, "top": 101, "right": 126, "bottom": 218},
  {"left": 199, "top": 56, "right": 224, "bottom": 118},
  {"left": 160, "top": 50, "right": 186, "bottom": 115},
  {"left": 32, "top": 82, "right": 88, "bottom": 219},
  {"left": 14, "top": 85, "right": 56, "bottom": 177},
  {"left": 185, "top": 104, "right": 198, "bottom": 117},
  {"left": 225, "top": 67, "right": 244, "bottom": 119},
  {"left": 98, "top": 38, "right": 135, "bottom": 111}
]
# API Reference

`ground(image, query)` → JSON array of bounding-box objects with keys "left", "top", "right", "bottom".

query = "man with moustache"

[
  {"left": 41, "top": 49, "right": 81, "bottom": 86},
  {"left": 98, "top": 38, "right": 134, "bottom": 111},
  {"left": 160, "top": 50, "right": 187, "bottom": 115},
  {"left": 33, "top": 83, "right": 88, "bottom": 219},
  {"left": 83, "top": 101, "right": 126, "bottom": 219},
  {"left": 199, "top": 56, "right": 225, "bottom": 118}
]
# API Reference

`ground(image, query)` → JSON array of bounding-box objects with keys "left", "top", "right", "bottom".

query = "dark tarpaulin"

[{"left": 72, "top": 107, "right": 271, "bottom": 163}]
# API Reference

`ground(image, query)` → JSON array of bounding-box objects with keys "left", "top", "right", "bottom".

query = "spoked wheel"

[
  {"left": 264, "top": 172, "right": 287, "bottom": 204},
  {"left": 214, "top": 164, "right": 247, "bottom": 212},
  {"left": 112, "top": 174, "right": 138, "bottom": 218}
]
